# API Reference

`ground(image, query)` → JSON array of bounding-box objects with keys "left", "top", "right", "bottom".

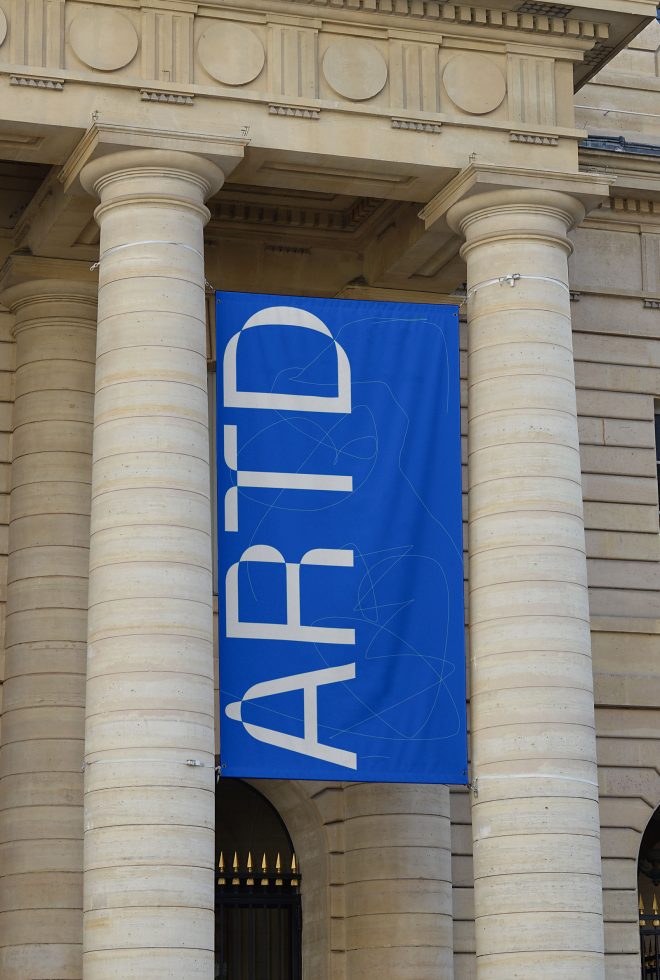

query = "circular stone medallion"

[
  {"left": 197, "top": 23, "right": 265, "bottom": 86},
  {"left": 323, "top": 39, "right": 387, "bottom": 101},
  {"left": 443, "top": 54, "right": 506, "bottom": 115},
  {"left": 0, "top": 8, "right": 7, "bottom": 48},
  {"left": 69, "top": 10, "right": 138, "bottom": 72}
]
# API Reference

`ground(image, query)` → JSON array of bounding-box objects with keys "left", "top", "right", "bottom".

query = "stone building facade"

[{"left": 0, "top": 1, "right": 658, "bottom": 978}]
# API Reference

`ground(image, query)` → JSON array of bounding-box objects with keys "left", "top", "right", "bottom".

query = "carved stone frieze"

[
  {"left": 389, "top": 38, "right": 440, "bottom": 113},
  {"left": 7, "top": 0, "right": 64, "bottom": 70},
  {"left": 0, "top": 0, "right": 620, "bottom": 112},
  {"left": 198, "top": 23, "right": 265, "bottom": 85},
  {"left": 141, "top": 9, "right": 194, "bottom": 84},
  {"left": 268, "top": 23, "right": 318, "bottom": 101},
  {"left": 443, "top": 53, "right": 506, "bottom": 114},
  {"left": 68, "top": 9, "right": 138, "bottom": 71},
  {"left": 0, "top": 0, "right": 606, "bottom": 152},
  {"left": 322, "top": 38, "right": 388, "bottom": 101},
  {"left": 508, "top": 54, "right": 556, "bottom": 127}
]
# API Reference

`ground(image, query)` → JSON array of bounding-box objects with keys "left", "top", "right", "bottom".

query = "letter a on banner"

[
  {"left": 217, "top": 292, "right": 467, "bottom": 784},
  {"left": 225, "top": 665, "right": 357, "bottom": 770}
]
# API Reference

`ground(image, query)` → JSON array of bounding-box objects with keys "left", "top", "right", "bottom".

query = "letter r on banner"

[{"left": 226, "top": 545, "right": 355, "bottom": 645}]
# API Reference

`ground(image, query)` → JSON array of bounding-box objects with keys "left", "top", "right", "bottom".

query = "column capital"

[
  {"left": 0, "top": 255, "right": 98, "bottom": 324},
  {"left": 61, "top": 120, "right": 247, "bottom": 196},
  {"left": 421, "top": 163, "right": 610, "bottom": 238},
  {"left": 79, "top": 147, "right": 226, "bottom": 221}
]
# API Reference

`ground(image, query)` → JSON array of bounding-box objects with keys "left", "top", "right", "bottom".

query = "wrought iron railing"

[
  {"left": 640, "top": 896, "right": 660, "bottom": 980},
  {"left": 218, "top": 850, "right": 300, "bottom": 892},
  {"left": 216, "top": 851, "right": 302, "bottom": 980}
]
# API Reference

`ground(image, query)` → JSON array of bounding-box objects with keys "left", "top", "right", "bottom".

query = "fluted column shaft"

[
  {"left": 343, "top": 783, "right": 453, "bottom": 979},
  {"left": 447, "top": 189, "right": 604, "bottom": 979},
  {"left": 80, "top": 149, "right": 224, "bottom": 980},
  {"left": 0, "top": 278, "right": 97, "bottom": 979}
]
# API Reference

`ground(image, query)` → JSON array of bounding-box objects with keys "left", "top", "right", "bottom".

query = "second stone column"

[
  {"left": 80, "top": 149, "right": 224, "bottom": 979},
  {"left": 0, "top": 268, "right": 96, "bottom": 980},
  {"left": 343, "top": 782, "right": 453, "bottom": 979},
  {"left": 447, "top": 187, "right": 605, "bottom": 979}
]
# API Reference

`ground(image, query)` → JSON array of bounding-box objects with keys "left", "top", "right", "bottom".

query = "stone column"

[
  {"left": 343, "top": 783, "right": 453, "bottom": 979},
  {"left": 0, "top": 270, "right": 97, "bottom": 980},
  {"left": 446, "top": 188, "right": 604, "bottom": 979},
  {"left": 79, "top": 149, "right": 223, "bottom": 980}
]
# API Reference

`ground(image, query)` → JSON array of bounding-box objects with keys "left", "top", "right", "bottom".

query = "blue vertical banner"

[{"left": 217, "top": 292, "right": 466, "bottom": 784}]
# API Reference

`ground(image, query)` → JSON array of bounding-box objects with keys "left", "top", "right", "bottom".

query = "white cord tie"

[
  {"left": 464, "top": 273, "right": 570, "bottom": 304},
  {"left": 81, "top": 757, "right": 217, "bottom": 770},
  {"left": 90, "top": 240, "right": 204, "bottom": 271}
]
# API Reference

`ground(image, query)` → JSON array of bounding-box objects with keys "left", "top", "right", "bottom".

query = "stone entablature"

[
  {"left": 0, "top": 1, "right": 617, "bottom": 143},
  {"left": 0, "top": 2, "right": 653, "bottom": 213}
]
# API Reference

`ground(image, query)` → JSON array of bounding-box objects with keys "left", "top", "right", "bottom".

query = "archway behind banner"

[
  {"left": 639, "top": 805, "right": 660, "bottom": 978},
  {"left": 215, "top": 779, "right": 302, "bottom": 980}
]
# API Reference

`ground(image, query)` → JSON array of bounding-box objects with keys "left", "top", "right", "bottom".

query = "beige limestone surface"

[
  {"left": 0, "top": 2, "right": 657, "bottom": 979},
  {"left": 0, "top": 264, "right": 96, "bottom": 979},
  {"left": 445, "top": 183, "right": 606, "bottom": 979},
  {"left": 79, "top": 148, "right": 223, "bottom": 980}
]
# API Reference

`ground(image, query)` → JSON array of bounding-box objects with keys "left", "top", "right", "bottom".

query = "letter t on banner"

[{"left": 217, "top": 292, "right": 467, "bottom": 784}]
